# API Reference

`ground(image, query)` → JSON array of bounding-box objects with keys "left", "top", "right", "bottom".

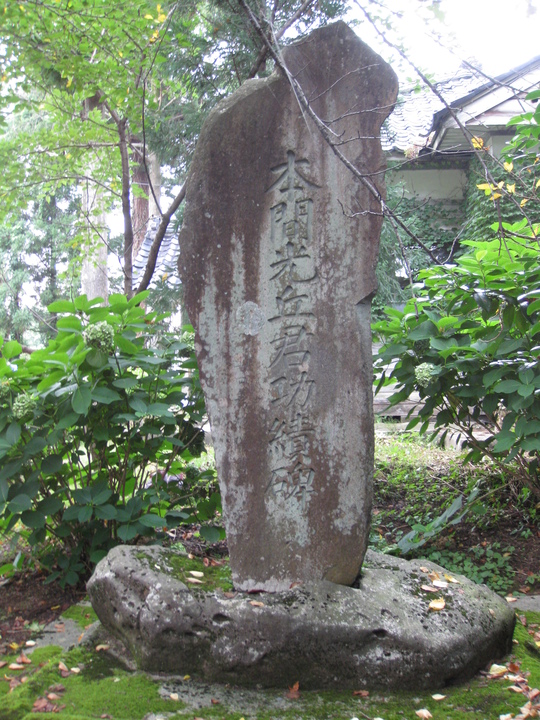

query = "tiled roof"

[
  {"left": 132, "top": 215, "right": 180, "bottom": 289},
  {"left": 382, "top": 67, "right": 486, "bottom": 153},
  {"left": 383, "top": 56, "right": 540, "bottom": 155}
]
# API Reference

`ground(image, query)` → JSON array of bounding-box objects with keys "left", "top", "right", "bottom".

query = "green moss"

[
  {"left": 162, "top": 550, "right": 233, "bottom": 592},
  {"left": 3, "top": 610, "right": 540, "bottom": 719},
  {"left": 61, "top": 603, "right": 98, "bottom": 629}
]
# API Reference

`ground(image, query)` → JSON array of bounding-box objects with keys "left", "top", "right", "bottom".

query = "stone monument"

[
  {"left": 88, "top": 22, "right": 516, "bottom": 689},
  {"left": 178, "top": 20, "right": 395, "bottom": 592}
]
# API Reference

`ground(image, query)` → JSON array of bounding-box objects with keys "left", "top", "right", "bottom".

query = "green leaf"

[
  {"left": 117, "top": 523, "right": 138, "bottom": 541},
  {"left": 112, "top": 377, "right": 139, "bottom": 390},
  {"left": 200, "top": 526, "right": 223, "bottom": 543},
  {"left": 6, "top": 422, "right": 21, "bottom": 446},
  {"left": 2, "top": 340, "right": 22, "bottom": 359},
  {"left": 8, "top": 494, "right": 33, "bottom": 514},
  {"left": 63, "top": 505, "right": 80, "bottom": 522},
  {"left": 23, "top": 435, "right": 47, "bottom": 460},
  {"left": 495, "top": 379, "right": 523, "bottom": 393},
  {"left": 128, "top": 397, "right": 147, "bottom": 414},
  {"left": 78, "top": 505, "right": 93, "bottom": 523},
  {"left": 41, "top": 454, "right": 63, "bottom": 475},
  {"left": 21, "top": 510, "right": 46, "bottom": 529},
  {"left": 38, "top": 496, "right": 63, "bottom": 515},
  {"left": 94, "top": 504, "right": 117, "bottom": 520},
  {"left": 71, "top": 386, "right": 92, "bottom": 414},
  {"left": 138, "top": 513, "right": 166, "bottom": 528},
  {"left": 92, "top": 387, "right": 122, "bottom": 404},
  {"left": 48, "top": 300, "right": 76, "bottom": 313},
  {"left": 493, "top": 432, "right": 517, "bottom": 452},
  {"left": 86, "top": 349, "right": 108, "bottom": 367},
  {"left": 92, "top": 486, "right": 113, "bottom": 505},
  {"left": 116, "top": 336, "right": 139, "bottom": 354}
]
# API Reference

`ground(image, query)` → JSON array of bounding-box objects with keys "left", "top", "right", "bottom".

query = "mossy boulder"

[{"left": 88, "top": 546, "right": 515, "bottom": 690}]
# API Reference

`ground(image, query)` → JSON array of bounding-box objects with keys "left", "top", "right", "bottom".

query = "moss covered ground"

[{"left": 0, "top": 607, "right": 538, "bottom": 720}]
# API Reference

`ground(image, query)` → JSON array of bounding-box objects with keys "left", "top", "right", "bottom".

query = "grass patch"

[{"left": 372, "top": 430, "right": 540, "bottom": 594}]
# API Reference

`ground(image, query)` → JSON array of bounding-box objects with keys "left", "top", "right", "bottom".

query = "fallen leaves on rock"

[
  {"left": 428, "top": 598, "right": 445, "bottom": 611},
  {"left": 249, "top": 600, "right": 264, "bottom": 607}
]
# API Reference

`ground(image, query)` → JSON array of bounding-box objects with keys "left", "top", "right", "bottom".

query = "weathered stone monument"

[
  {"left": 88, "top": 22, "right": 516, "bottom": 689},
  {"left": 178, "top": 20, "right": 393, "bottom": 592}
]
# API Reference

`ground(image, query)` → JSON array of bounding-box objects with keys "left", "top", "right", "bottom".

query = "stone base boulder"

[{"left": 87, "top": 546, "right": 515, "bottom": 690}]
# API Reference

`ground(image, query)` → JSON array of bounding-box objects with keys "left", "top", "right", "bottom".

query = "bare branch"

[{"left": 134, "top": 183, "right": 186, "bottom": 295}]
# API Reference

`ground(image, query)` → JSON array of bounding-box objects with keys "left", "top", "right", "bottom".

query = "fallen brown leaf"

[
  {"left": 431, "top": 694, "right": 446, "bottom": 700},
  {"left": 9, "top": 677, "right": 21, "bottom": 692},
  {"left": 54, "top": 623, "right": 65, "bottom": 632},
  {"left": 487, "top": 663, "right": 508, "bottom": 678},
  {"left": 186, "top": 578, "right": 204, "bottom": 585},
  {"left": 211, "top": 698, "right": 220, "bottom": 704},
  {"left": 353, "top": 689, "right": 369, "bottom": 697},
  {"left": 520, "top": 615, "right": 529, "bottom": 627},
  {"left": 249, "top": 600, "right": 264, "bottom": 607},
  {"left": 419, "top": 566, "right": 430, "bottom": 573},
  {"left": 95, "top": 645, "right": 110, "bottom": 652},
  {"left": 285, "top": 681, "right": 300, "bottom": 700},
  {"left": 8, "top": 663, "right": 25, "bottom": 670},
  {"left": 48, "top": 684, "right": 65, "bottom": 693},
  {"left": 58, "top": 662, "right": 68, "bottom": 672},
  {"left": 443, "top": 573, "right": 460, "bottom": 583},
  {"left": 415, "top": 709, "right": 432, "bottom": 719},
  {"left": 428, "top": 598, "right": 445, "bottom": 611},
  {"left": 188, "top": 570, "right": 204, "bottom": 578},
  {"left": 433, "top": 580, "right": 448, "bottom": 589},
  {"left": 421, "top": 585, "right": 438, "bottom": 593},
  {"left": 223, "top": 592, "right": 237, "bottom": 599},
  {"left": 16, "top": 653, "right": 31, "bottom": 665},
  {"left": 33, "top": 697, "right": 50, "bottom": 712},
  {"left": 0, "top": 661, "right": 7, "bottom": 668},
  {"left": 47, "top": 693, "right": 62, "bottom": 701}
]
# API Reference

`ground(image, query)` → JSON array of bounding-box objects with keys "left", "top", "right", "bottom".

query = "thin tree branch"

[{"left": 134, "top": 182, "right": 186, "bottom": 295}]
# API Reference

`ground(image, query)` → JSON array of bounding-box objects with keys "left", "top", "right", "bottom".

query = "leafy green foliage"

[
  {"left": 374, "top": 220, "right": 540, "bottom": 495},
  {"left": 0, "top": 292, "right": 221, "bottom": 586}
]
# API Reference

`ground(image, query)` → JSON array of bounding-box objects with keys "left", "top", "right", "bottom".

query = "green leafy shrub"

[
  {"left": 374, "top": 223, "right": 540, "bottom": 498},
  {"left": 0, "top": 292, "right": 222, "bottom": 586}
]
